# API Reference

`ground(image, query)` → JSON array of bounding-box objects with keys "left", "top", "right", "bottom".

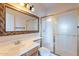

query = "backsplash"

[{"left": 0, "top": 33, "right": 40, "bottom": 45}]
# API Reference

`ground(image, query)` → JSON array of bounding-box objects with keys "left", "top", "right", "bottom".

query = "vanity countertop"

[
  {"left": 0, "top": 39, "right": 40, "bottom": 56},
  {"left": 17, "top": 42, "right": 40, "bottom": 56}
]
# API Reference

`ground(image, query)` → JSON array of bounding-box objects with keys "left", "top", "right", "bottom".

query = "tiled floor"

[{"left": 39, "top": 47, "right": 57, "bottom": 56}]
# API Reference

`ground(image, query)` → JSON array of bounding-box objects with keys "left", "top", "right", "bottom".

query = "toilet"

[{"left": 39, "top": 47, "right": 57, "bottom": 56}]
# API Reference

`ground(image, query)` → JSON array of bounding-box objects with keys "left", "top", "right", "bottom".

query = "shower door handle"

[
  {"left": 53, "top": 35, "right": 55, "bottom": 53},
  {"left": 77, "top": 26, "right": 79, "bottom": 28}
]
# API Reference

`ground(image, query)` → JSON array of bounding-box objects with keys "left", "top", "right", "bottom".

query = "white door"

[{"left": 55, "top": 11, "right": 77, "bottom": 56}]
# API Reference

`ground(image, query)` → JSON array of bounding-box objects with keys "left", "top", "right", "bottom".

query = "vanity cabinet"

[{"left": 21, "top": 47, "right": 38, "bottom": 56}]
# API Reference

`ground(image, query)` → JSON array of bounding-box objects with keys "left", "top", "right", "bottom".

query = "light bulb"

[
  {"left": 31, "top": 5, "right": 35, "bottom": 12},
  {"left": 26, "top": 3, "right": 30, "bottom": 10},
  {"left": 19, "top": 3, "right": 25, "bottom": 6},
  {"left": 31, "top": 7, "right": 35, "bottom": 11}
]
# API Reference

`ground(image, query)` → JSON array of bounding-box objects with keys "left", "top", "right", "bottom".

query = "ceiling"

[{"left": 31, "top": 3, "right": 79, "bottom": 17}]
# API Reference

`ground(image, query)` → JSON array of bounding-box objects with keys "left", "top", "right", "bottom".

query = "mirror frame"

[{"left": 0, "top": 3, "right": 39, "bottom": 36}]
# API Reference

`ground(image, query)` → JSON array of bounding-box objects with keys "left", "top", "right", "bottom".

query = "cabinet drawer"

[
  {"left": 21, "top": 47, "right": 38, "bottom": 56},
  {"left": 27, "top": 47, "right": 38, "bottom": 56},
  {"left": 31, "top": 51, "right": 38, "bottom": 56}
]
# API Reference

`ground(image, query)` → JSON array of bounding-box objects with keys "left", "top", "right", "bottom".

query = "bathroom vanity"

[
  {"left": 21, "top": 44, "right": 39, "bottom": 56},
  {"left": 0, "top": 3, "right": 40, "bottom": 56},
  {"left": 0, "top": 39, "right": 40, "bottom": 56},
  {"left": 20, "top": 39, "right": 41, "bottom": 56}
]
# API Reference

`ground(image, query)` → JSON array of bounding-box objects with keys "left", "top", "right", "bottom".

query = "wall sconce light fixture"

[
  {"left": 30, "top": 5, "right": 35, "bottom": 11},
  {"left": 19, "top": 3, "right": 35, "bottom": 12}
]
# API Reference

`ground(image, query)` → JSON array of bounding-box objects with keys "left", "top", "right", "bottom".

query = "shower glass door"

[{"left": 55, "top": 11, "right": 77, "bottom": 56}]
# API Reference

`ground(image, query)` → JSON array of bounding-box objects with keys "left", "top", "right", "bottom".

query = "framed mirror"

[{"left": 0, "top": 3, "right": 39, "bottom": 36}]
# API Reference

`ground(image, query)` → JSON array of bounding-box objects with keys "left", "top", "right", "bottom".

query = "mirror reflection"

[{"left": 6, "top": 8, "right": 38, "bottom": 32}]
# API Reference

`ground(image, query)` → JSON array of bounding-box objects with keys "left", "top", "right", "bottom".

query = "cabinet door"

[
  {"left": 21, "top": 47, "right": 38, "bottom": 56},
  {"left": 55, "top": 11, "right": 77, "bottom": 56}
]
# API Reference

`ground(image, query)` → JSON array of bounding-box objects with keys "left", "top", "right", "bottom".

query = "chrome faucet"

[{"left": 14, "top": 40, "right": 21, "bottom": 45}]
